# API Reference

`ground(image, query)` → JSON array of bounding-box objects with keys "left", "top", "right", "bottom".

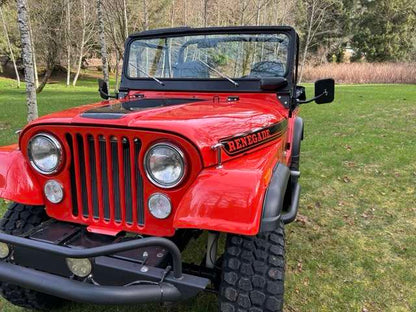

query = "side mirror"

[
  {"left": 315, "top": 78, "right": 334, "bottom": 104},
  {"left": 98, "top": 79, "right": 109, "bottom": 100},
  {"left": 296, "top": 86, "right": 306, "bottom": 101}
]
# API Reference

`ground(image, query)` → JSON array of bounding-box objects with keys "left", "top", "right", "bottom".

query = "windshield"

[{"left": 127, "top": 33, "right": 289, "bottom": 80}]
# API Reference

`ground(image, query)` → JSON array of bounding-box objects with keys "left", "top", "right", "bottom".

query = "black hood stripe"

[{"left": 220, "top": 119, "right": 287, "bottom": 156}]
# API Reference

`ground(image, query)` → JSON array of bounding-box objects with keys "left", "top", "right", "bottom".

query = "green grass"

[{"left": 0, "top": 78, "right": 415, "bottom": 311}]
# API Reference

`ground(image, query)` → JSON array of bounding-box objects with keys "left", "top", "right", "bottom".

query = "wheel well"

[{"left": 290, "top": 117, "right": 304, "bottom": 170}]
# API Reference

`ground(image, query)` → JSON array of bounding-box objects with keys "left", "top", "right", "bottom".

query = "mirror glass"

[
  {"left": 98, "top": 79, "right": 109, "bottom": 100},
  {"left": 315, "top": 78, "right": 334, "bottom": 104}
]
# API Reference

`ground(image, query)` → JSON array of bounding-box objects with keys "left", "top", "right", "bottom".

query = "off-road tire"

[
  {"left": 0, "top": 202, "right": 64, "bottom": 310},
  {"left": 219, "top": 221, "right": 285, "bottom": 312}
]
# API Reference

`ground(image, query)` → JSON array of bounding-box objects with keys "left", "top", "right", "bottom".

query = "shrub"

[{"left": 301, "top": 63, "right": 416, "bottom": 84}]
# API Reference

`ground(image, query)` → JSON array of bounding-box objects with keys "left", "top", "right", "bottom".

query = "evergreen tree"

[{"left": 351, "top": 0, "right": 416, "bottom": 62}]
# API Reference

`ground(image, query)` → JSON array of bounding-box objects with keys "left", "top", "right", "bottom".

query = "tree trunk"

[
  {"left": 66, "top": 0, "right": 71, "bottom": 86},
  {"left": 73, "top": 44, "right": 84, "bottom": 86},
  {"left": 183, "top": 0, "right": 187, "bottom": 25},
  {"left": 28, "top": 16, "right": 38, "bottom": 89},
  {"left": 143, "top": 0, "right": 148, "bottom": 30},
  {"left": 122, "top": 0, "right": 128, "bottom": 38},
  {"left": 36, "top": 68, "right": 53, "bottom": 93},
  {"left": 16, "top": 0, "right": 38, "bottom": 122},
  {"left": 203, "top": 0, "right": 208, "bottom": 27},
  {"left": 0, "top": 6, "right": 20, "bottom": 88},
  {"left": 114, "top": 50, "right": 120, "bottom": 92},
  {"left": 170, "top": 0, "right": 175, "bottom": 27},
  {"left": 97, "top": 0, "right": 109, "bottom": 87},
  {"left": 36, "top": 29, "right": 58, "bottom": 94},
  {"left": 73, "top": 0, "right": 86, "bottom": 86},
  {"left": 299, "top": 0, "right": 315, "bottom": 83}
]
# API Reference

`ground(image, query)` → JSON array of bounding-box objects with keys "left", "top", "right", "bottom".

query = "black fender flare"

[
  {"left": 259, "top": 163, "right": 290, "bottom": 232},
  {"left": 290, "top": 117, "right": 304, "bottom": 171}
]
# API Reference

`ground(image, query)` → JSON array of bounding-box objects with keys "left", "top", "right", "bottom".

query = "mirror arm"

[
  {"left": 105, "top": 93, "right": 117, "bottom": 99},
  {"left": 297, "top": 90, "right": 328, "bottom": 104},
  {"left": 99, "top": 90, "right": 117, "bottom": 99}
]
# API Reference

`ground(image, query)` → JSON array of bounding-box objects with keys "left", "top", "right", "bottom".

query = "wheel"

[
  {"left": 219, "top": 221, "right": 285, "bottom": 312},
  {"left": 0, "top": 202, "right": 65, "bottom": 310}
]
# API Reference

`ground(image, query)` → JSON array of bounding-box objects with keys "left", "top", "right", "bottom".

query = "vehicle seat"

[
  {"left": 249, "top": 61, "right": 286, "bottom": 78},
  {"left": 173, "top": 61, "right": 210, "bottom": 78}
]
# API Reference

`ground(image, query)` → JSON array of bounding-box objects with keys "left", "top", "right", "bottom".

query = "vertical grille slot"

[
  {"left": 76, "top": 134, "right": 89, "bottom": 218},
  {"left": 111, "top": 138, "right": 121, "bottom": 222},
  {"left": 134, "top": 139, "right": 145, "bottom": 225},
  {"left": 87, "top": 135, "right": 99, "bottom": 219},
  {"left": 99, "top": 137, "right": 110, "bottom": 221},
  {"left": 122, "top": 138, "right": 133, "bottom": 224},
  {"left": 67, "top": 132, "right": 144, "bottom": 228},
  {"left": 66, "top": 134, "right": 78, "bottom": 216}
]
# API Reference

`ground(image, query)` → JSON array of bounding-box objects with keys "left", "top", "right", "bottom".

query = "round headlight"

[
  {"left": 144, "top": 143, "right": 185, "bottom": 188},
  {"left": 148, "top": 193, "right": 172, "bottom": 219},
  {"left": 28, "top": 133, "right": 62, "bottom": 174},
  {"left": 44, "top": 180, "right": 64, "bottom": 204}
]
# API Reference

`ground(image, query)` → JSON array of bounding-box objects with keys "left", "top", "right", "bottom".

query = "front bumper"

[{"left": 0, "top": 223, "right": 209, "bottom": 305}]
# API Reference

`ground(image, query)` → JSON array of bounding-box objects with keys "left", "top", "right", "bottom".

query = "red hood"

[{"left": 26, "top": 92, "right": 288, "bottom": 165}]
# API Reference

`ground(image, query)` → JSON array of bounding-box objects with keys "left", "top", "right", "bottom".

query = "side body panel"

[
  {"left": 0, "top": 145, "right": 43, "bottom": 205},
  {"left": 174, "top": 143, "right": 285, "bottom": 235}
]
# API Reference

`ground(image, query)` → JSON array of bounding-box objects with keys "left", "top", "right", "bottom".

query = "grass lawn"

[{"left": 0, "top": 77, "right": 415, "bottom": 311}]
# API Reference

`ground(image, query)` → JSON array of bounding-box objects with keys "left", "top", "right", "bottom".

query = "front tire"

[
  {"left": 219, "top": 221, "right": 285, "bottom": 312},
  {"left": 0, "top": 202, "right": 65, "bottom": 310}
]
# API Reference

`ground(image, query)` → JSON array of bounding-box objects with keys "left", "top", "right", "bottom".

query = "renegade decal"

[{"left": 220, "top": 120, "right": 288, "bottom": 156}]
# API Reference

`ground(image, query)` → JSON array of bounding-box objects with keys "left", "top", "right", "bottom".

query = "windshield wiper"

[
  {"left": 129, "top": 62, "right": 164, "bottom": 86},
  {"left": 196, "top": 58, "right": 239, "bottom": 87}
]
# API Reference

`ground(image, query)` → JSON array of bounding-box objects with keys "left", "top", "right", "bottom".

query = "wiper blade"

[
  {"left": 196, "top": 58, "right": 239, "bottom": 87},
  {"left": 129, "top": 62, "right": 164, "bottom": 86}
]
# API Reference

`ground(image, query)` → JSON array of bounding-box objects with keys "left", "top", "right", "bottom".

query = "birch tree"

[
  {"left": 27, "top": 14, "right": 38, "bottom": 88},
  {"left": 142, "top": 0, "right": 149, "bottom": 30},
  {"left": 203, "top": 0, "right": 209, "bottom": 27},
  {"left": 183, "top": 0, "right": 187, "bottom": 25},
  {"left": 122, "top": 0, "right": 128, "bottom": 38},
  {"left": 0, "top": 5, "right": 20, "bottom": 88},
  {"left": 298, "top": 0, "right": 338, "bottom": 82},
  {"left": 66, "top": 0, "right": 71, "bottom": 86},
  {"left": 73, "top": 0, "right": 95, "bottom": 86},
  {"left": 16, "top": 0, "right": 37, "bottom": 121},
  {"left": 97, "top": 0, "right": 109, "bottom": 87}
]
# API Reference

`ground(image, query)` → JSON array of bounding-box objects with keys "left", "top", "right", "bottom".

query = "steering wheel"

[{"left": 246, "top": 61, "right": 286, "bottom": 78}]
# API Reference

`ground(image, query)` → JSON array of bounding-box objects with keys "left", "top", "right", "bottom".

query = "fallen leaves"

[{"left": 296, "top": 214, "right": 310, "bottom": 226}]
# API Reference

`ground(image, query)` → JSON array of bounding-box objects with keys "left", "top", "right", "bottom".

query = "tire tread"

[
  {"left": 0, "top": 203, "right": 64, "bottom": 310},
  {"left": 219, "top": 221, "right": 285, "bottom": 312}
]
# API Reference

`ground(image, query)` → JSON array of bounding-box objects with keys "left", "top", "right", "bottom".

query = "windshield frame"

[{"left": 120, "top": 26, "right": 297, "bottom": 93}]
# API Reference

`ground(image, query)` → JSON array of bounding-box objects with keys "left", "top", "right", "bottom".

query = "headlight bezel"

[
  {"left": 144, "top": 142, "right": 186, "bottom": 189},
  {"left": 28, "top": 133, "right": 63, "bottom": 175}
]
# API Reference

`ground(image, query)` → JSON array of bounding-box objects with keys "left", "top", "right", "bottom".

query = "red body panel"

[
  {"left": 1, "top": 91, "right": 297, "bottom": 236},
  {"left": 27, "top": 92, "right": 289, "bottom": 167},
  {"left": 174, "top": 143, "right": 285, "bottom": 235},
  {"left": 0, "top": 145, "right": 43, "bottom": 205}
]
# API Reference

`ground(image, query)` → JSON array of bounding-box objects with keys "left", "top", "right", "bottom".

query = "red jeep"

[{"left": 0, "top": 26, "right": 333, "bottom": 311}]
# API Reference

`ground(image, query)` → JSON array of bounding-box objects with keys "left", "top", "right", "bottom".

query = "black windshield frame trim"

[{"left": 120, "top": 26, "right": 297, "bottom": 93}]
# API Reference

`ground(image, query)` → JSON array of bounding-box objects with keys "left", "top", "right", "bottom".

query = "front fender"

[
  {"left": 174, "top": 144, "right": 284, "bottom": 235},
  {"left": 0, "top": 145, "right": 43, "bottom": 205}
]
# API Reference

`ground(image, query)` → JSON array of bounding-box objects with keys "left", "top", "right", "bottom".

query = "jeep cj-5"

[{"left": 0, "top": 26, "right": 334, "bottom": 312}]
